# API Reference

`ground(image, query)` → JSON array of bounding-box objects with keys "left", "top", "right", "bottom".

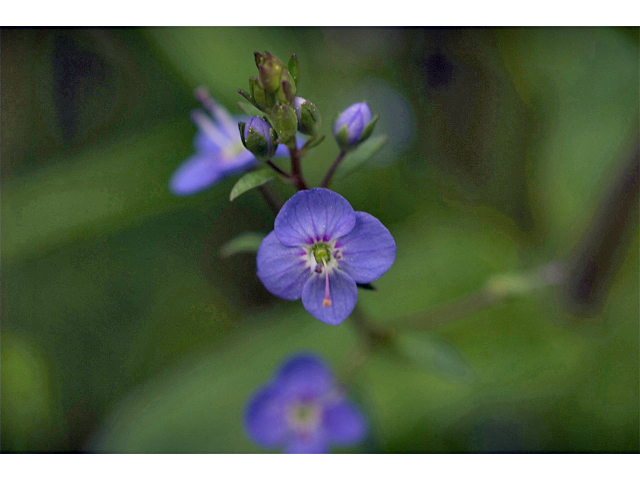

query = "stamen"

[
  {"left": 194, "top": 86, "right": 238, "bottom": 134},
  {"left": 190, "top": 109, "right": 228, "bottom": 147},
  {"left": 322, "top": 259, "right": 332, "bottom": 307}
]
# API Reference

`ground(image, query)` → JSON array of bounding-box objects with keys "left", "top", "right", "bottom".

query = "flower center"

[
  {"left": 287, "top": 401, "right": 321, "bottom": 433},
  {"left": 222, "top": 141, "right": 246, "bottom": 161},
  {"left": 311, "top": 243, "right": 331, "bottom": 264},
  {"left": 305, "top": 242, "right": 341, "bottom": 308}
]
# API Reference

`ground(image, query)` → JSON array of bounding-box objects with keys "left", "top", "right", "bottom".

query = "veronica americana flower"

[
  {"left": 169, "top": 87, "right": 286, "bottom": 196},
  {"left": 245, "top": 354, "right": 367, "bottom": 453},
  {"left": 256, "top": 188, "right": 396, "bottom": 325}
]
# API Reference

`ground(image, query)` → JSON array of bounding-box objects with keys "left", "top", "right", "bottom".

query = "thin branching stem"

[
  {"left": 320, "top": 150, "right": 347, "bottom": 188},
  {"left": 289, "top": 145, "right": 309, "bottom": 190}
]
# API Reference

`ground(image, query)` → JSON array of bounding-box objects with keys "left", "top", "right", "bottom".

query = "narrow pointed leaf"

[
  {"left": 220, "top": 232, "right": 266, "bottom": 257},
  {"left": 303, "top": 134, "right": 326, "bottom": 150},
  {"left": 395, "top": 332, "right": 474, "bottom": 382},
  {"left": 287, "top": 54, "right": 299, "bottom": 87},
  {"left": 336, "top": 135, "right": 388, "bottom": 178},
  {"left": 229, "top": 169, "right": 278, "bottom": 202}
]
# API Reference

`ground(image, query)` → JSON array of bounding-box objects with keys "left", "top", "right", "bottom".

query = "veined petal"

[
  {"left": 244, "top": 384, "right": 288, "bottom": 448},
  {"left": 323, "top": 400, "right": 367, "bottom": 445},
  {"left": 302, "top": 268, "right": 357, "bottom": 325},
  {"left": 274, "top": 354, "right": 334, "bottom": 398},
  {"left": 336, "top": 211, "right": 396, "bottom": 284},
  {"left": 274, "top": 188, "right": 356, "bottom": 247},
  {"left": 257, "top": 231, "right": 310, "bottom": 301}
]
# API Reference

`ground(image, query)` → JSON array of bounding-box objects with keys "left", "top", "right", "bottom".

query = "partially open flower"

[
  {"left": 293, "top": 97, "right": 321, "bottom": 136},
  {"left": 257, "top": 188, "right": 396, "bottom": 325},
  {"left": 333, "top": 102, "right": 378, "bottom": 151},
  {"left": 245, "top": 354, "right": 367, "bottom": 453},
  {"left": 239, "top": 116, "right": 277, "bottom": 160}
]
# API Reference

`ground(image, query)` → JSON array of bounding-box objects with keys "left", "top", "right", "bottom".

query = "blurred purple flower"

[
  {"left": 245, "top": 354, "right": 367, "bottom": 453},
  {"left": 169, "top": 87, "right": 286, "bottom": 196},
  {"left": 256, "top": 188, "right": 396, "bottom": 325}
]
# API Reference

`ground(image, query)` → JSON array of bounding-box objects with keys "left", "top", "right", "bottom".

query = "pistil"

[{"left": 322, "top": 259, "right": 332, "bottom": 307}]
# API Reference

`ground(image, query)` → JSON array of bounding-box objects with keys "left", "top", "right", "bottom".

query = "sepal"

[
  {"left": 273, "top": 102, "right": 298, "bottom": 144},
  {"left": 287, "top": 53, "right": 299, "bottom": 87}
]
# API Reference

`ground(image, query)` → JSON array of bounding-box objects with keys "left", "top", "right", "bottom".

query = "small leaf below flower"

[
  {"left": 229, "top": 169, "right": 278, "bottom": 202},
  {"left": 220, "top": 232, "right": 266, "bottom": 257},
  {"left": 336, "top": 135, "right": 388, "bottom": 178}
]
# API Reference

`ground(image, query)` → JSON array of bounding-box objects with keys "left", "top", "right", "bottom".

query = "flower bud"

[
  {"left": 249, "top": 76, "right": 274, "bottom": 111},
  {"left": 256, "top": 51, "right": 284, "bottom": 94},
  {"left": 333, "top": 102, "right": 378, "bottom": 151},
  {"left": 239, "top": 116, "right": 277, "bottom": 160},
  {"left": 280, "top": 69, "right": 297, "bottom": 104},
  {"left": 294, "top": 97, "right": 322, "bottom": 136},
  {"left": 273, "top": 102, "right": 298, "bottom": 145}
]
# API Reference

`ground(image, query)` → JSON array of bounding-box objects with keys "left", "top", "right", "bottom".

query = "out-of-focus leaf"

[
  {"left": 220, "top": 232, "right": 266, "bottom": 257},
  {"left": 394, "top": 332, "right": 473, "bottom": 381},
  {"left": 229, "top": 169, "right": 278, "bottom": 202},
  {"left": 496, "top": 28, "right": 639, "bottom": 248},
  {"left": 1, "top": 333, "right": 64, "bottom": 451},
  {"left": 336, "top": 135, "right": 388, "bottom": 178},
  {"left": 2, "top": 121, "right": 195, "bottom": 264}
]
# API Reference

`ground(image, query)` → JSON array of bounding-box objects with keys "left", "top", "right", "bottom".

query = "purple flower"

[
  {"left": 256, "top": 188, "right": 396, "bottom": 325},
  {"left": 169, "top": 88, "right": 286, "bottom": 197},
  {"left": 240, "top": 116, "right": 276, "bottom": 160},
  {"left": 245, "top": 354, "right": 367, "bottom": 453},
  {"left": 333, "top": 102, "right": 376, "bottom": 150}
]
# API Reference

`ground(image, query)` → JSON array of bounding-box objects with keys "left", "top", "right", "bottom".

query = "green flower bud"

[
  {"left": 293, "top": 97, "right": 321, "bottom": 136},
  {"left": 256, "top": 51, "right": 284, "bottom": 94},
  {"left": 249, "top": 76, "right": 274, "bottom": 111},
  {"left": 280, "top": 69, "right": 297, "bottom": 104},
  {"left": 273, "top": 102, "right": 298, "bottom": 144},
  {"left": 239, "top": 116, "right": 277, "bottom": 160}
]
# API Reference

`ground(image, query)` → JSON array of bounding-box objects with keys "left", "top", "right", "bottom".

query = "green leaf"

[
  {"left": 237, "top": 101, "right": 263, "bottom": 118},
  {"left": 287, "top": 53, "right": 299, "bottom": 87},
  {"left": 336, "top": 135, "right": 388, "bottom": 178},
  {"left": 220, "top": 232, "right": 266, "bottom": 257},
  {"left": 229, "top": 169, "right": 278, "bottom": 202},
  {"left": 303, "top": 134, "right": 326, "bottom": 150},
  {"left": 394, "top": 332, "right": 474, "bottom": 382}
]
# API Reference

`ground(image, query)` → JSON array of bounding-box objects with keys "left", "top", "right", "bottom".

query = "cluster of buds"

[{"left": 239, "top": 52, "right": 322, "bottom": 155}]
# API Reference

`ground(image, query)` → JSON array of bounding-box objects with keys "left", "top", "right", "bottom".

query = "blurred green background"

[{"left": 1, "top": 27, "right": 638, "bottom": 453}]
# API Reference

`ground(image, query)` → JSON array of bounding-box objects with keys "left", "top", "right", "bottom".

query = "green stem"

[
  {"left": 265, "top": 160, "right": 290, "bottom": 179},
  {"left": 320, "top": 150, "right": 347, "bottom": 188},
  {"left": 391, "top": 289, "right": 501, "bottom": 331},
  {"left": 349, "top": 306, "right": 394, "bottom": 349},
  {"left": 289, "top": 145, "right": 309, "bottom": 190},
  {"left": 392, "top": 261, "right": 567, "bottom": 331},
  {"left": 257, "top": 184, "right": 283, "bottom": 216}
]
